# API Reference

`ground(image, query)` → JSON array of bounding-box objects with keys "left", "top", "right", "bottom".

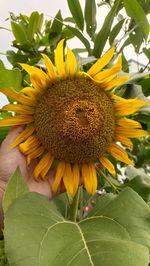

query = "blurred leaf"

[
  {"left": 124, "top": 0, "right": 150, "bottom": 40},
  {"left": 93, "top": 0, "right": 121, "bottom": 57},
  {"left": 6, "top": 50, "right": 28, "bottom": 66},
  {"left": 89, "top": 187, "right": 150, "bottom": 249},
  {"left": 50, "top": 10, "right": 63, "bottom": 36},
  {"left": 84, "top": 0, "right": 97, "bottom": 39},
  {"left": 11, "top": 21, "right": 28, "bottom": 44},
  {"left": 52, "top": 192, "right": 69, "bottom": 218},
  {"left": 27, "top": 12, "right": 41, "bottom": 41},
  {"left": 67, "top": 26, "right": 91, "bottom": 54},
  {"left": 125, "top": 166, "right": 150, "bottom": 202},
  {"left": 4, "top": 191, "right": 149, "bottom": 266},
  {"left": 0, "top": 68, "right": 22, "bottom": 91},
  {"left": 3, "top": 167, "right": 29, "bottom": 213},
  {"left": 64, "top": 17, "right": 75, "bottom": 23},
  {"left": 0, "top": 60, "right": 5, "bottom": 69},
  {"left": 0, "top": 127, "right": 9, "bottom": 144},
  {"left": 128, "top": 71, "right": 150, "bottom": 83},
  {"left": 129, "top": 26, "right": 144, "bottom": 52},
  {"left": 109, "top": 19, "right": 125, "bottom": 45},
  {"left": 143, "top": 48, "right": 150, "bottom": 61},
  {"left": 139, "top": 78, "right": 150, "bottom": 97},
  {"left": 62, "top": 27, "right": 75, "bottom": 40},
  {"left": 67, "top": 0, "right": 84, "bottom": 31}
]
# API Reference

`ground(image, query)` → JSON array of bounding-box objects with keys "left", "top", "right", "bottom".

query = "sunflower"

[{"left": 0, "top": 39, "right": 148, "bottom": 197}]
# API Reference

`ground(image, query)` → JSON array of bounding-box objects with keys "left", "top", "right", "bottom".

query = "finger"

[{"left": 0, "top": 126, "right": 27, "bottom": 181}]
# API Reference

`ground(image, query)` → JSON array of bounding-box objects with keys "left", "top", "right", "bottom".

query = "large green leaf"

[
  {"left": 67, "top": 0, "right": 84, "bottom": 31},
  {"left": 3, "top": 167, "right": 29, "bottom": 213},
  {"left": 0, "top": 68, "right": 22, "bottom": 91},
  {"left": 90, "top": 188, "right": 150, "bottom": 250},
  {"left": 4, "top": 191, "right": 149, "bottom": 266},
  {"left": 93, "top": 0, "right": 121, "bottom": 57},
  {"left": 84, "top": 0, "right": 97, "bottom": 39},
  {"left": 124, "top": 0, "right": 150, "bottom": 40}
]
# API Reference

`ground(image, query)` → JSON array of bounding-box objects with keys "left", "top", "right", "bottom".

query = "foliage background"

[{"left": 0, "top": 0, "right": 150, "bottom": 265}]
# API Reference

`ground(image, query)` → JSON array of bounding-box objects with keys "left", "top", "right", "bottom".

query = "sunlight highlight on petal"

[
  {"left": 66, "top": 48, "right": 77, "bottom": 79},
  {"left": 88, "top": 47, "right": 115, "bottom": 76},
  {"left": 41, "top": 53, "right": 57, "bottom": 81},
  {"left": 55, "top": 39, "right": 66, "bottom": 79}
]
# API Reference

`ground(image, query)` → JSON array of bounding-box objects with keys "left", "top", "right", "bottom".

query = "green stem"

[{"left": 69, "top": 187, "right": 80, "bottom": 222}]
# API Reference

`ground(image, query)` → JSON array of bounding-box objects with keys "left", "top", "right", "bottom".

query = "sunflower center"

[{"left": 34, "top": 79, "right": 115, "bottom": 163}]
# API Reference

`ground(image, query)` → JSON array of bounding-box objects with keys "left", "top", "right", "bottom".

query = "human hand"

[{"left": 0, "top": 126, "right": 62, "bottom": 229}]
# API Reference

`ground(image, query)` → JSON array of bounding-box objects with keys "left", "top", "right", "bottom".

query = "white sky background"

[{"left": 0, "top": 0, "right": 149, "bottom": 107}]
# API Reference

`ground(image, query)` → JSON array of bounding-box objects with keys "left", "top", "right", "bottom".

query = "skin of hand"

[{"left": 0, "top": 126, "right": 61, "bottom": 230}]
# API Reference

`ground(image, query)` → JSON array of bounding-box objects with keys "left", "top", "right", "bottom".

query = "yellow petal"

[
  {"left": 41, "top": 53, "right": 57, "bottom": 81},
  {"left": 33, "top": 152, "right": 53, "bottom": 180},
  {"left": 52, "top": 161, "right": 66, "bottom": 193},
  {"left": 27, "top": 146, "right": 45, "bottom": 164},
  {"left": 116, "top": 117, "right": 142, "bottom": 128},
  {"left": 102, "top": 76, "right": 128, "bottom": 91},
  {"left": 87, "top": 47, "right": 115, "bottom": 76},
  {"left": 19, "top": 135, "right": 40, "bottom": 155},
  {"left": 0, "top": 115, "right": 33, "bottom": 127},
  {"left": 116, "top": 127, "right": 149, "bottom": 138},
  {"left": 20, "top": 87, "right": 40, "bottom": 100},
  {"left": 114, "top": 133, "right": 133, "bottom": 149},
  {"left": 114, "top": 99, "right": 149, "bottom": 116},
  {"left": 66, "top": 48, "right": 77, "bottom": 79},
  {"left": 55, "top": 39, "right": 66, "bottom": 79},
  {"left": 88, "top": 162, "right": 97, "bottom": 195},
  {"left": 93, "top": 55, "right": 122, "bottom": 82},
  {"left": 81, "top": 163, "right": 93, "bottom": 194},
  {"left": 2, "top": 104, "right": 35, "bottom": 115},
  {"left": 20, "top": 64, "right": 50, "bottom": 85},
  {"left": 0, "top": 87, "right": 37, "bottom": 106},
  {"left": 99, "top": 156, "right": 116, "bottom": 176},
  {"left": 11, "top": 127, "right": 35, "bottom": 148},
  {"left": 63, "top": 162, "right": 74, "bottom": 197},
  {"left": 72, "top": 163, "right": 80, "bottom": 196},
  {"left": 107, "top": 143, "right": 133, "bottom": 165},
  {"left": 40, "top": 154, "right": 54, "bottom": 179}
]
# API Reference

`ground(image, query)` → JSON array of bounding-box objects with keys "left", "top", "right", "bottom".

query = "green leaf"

[
  {"left": 27, "top": 12, "right": 41, "bottom": 40},
  {"left": 0, "top": 68, "right": 22, "bottom": 91},
  {"left": 139, "top": 78, "right": 150, "bottom": 97},
  {"left": 0, "top": 127, "right": 9, "bottom": 144},
  {"left": 11, "top": 21, "right": 28, "bottom": 44},
  {"left": 67, "top": 0, "right": 84, "bottom": 31},
  {"left": 50, "top": 10, "right": 63, "bottom": 35},
  {"left": 4, "top": 192, "right": 149, "bottom": 266},
  {"left": 93, "top": 0, "right": 121, "bottom": 57},
  {"left": 124, "top": 0, "right": 150, "bottom": 40},
  {"left": 109, "top": 19, "right": 125, "bottom": 45},
  {"left": 84, "top": 0, "right": 97, "bottom": 39},
  {"left": 90, "top": 187, "right": 150, "bottom": 249},
  {"left": 3, "top": 167, "right": 29, "bottom": 213},
  {"left": 67, "top": 26, "right": 91, "bottom": 54},
  {"left": 0, "top": 60, "right": 5, "bottom": 69}
]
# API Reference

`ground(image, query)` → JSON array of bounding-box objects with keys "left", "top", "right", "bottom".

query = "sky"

[{"left": 0, "top": 0, "right": 149, "bottom": 107}]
